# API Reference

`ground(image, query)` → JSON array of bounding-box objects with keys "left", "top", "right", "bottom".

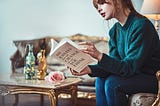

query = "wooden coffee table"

[{"left": 0, "top": 73, "right": 81, "bottom": 106}]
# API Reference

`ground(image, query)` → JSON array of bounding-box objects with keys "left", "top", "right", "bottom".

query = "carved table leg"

[
  {"left": 0, "top": 86, "right": 10, "bottom": 106},
  {"left": 40, "top": 94, "right": 44, "bottom": 106},
  {"left": 48, "top": 90, "right": 56, "bottom": 106},
  {"left": 13, "top": 94, "right": 19, "bottom": 106},
  {"left": 8, "top": 88, "right": 56, "bottom": 106},
  {"left": 1, "top": 95, "right": 5, "bottom": 106},
  {"left": 71, "top": 85, "right": 78, "bottom": 106}
]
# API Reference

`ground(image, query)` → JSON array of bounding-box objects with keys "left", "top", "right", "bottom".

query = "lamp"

[{"left": 141, "top": 0, "right": 160, "bottom": 31}]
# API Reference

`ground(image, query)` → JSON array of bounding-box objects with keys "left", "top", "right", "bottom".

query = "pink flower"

[{"left": 45, "top": 71, "right": 65, "bottom": 83}]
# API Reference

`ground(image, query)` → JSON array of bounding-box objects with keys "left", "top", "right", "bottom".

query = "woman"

[{"left": 70, "top": 0, "right": 160, "bottom": 106}]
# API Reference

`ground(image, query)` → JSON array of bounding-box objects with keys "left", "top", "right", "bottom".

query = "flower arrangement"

[{"left": 45, "top": 71, "right": 65, "bottom": 83}]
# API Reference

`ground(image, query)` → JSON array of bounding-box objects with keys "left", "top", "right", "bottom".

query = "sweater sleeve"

[
  {"left": 90, "top": 19, "right": 156, "bottom": 77},
  {"left": 88, "top": 64, "right": 110, "bottom": 78},
  {"left": 108, "top": 24, "right": 121, "bottom": 60},
  {"left": 88, "top": 24, "right": 120, "bottom": 78}
]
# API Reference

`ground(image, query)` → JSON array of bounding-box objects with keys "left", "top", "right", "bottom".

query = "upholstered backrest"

[{"left": 11, "top": 37, "right": 46, "bottom": 68}]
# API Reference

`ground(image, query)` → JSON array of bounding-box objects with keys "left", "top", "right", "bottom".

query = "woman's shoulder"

[{"left": 132, "top": 15, "right": 153, "bottom": 28}]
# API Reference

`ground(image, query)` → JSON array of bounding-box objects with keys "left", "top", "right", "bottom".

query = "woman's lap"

[
  {"left": 95, "top": 74, "right": 158, "bottom": 106},
  {"left": 104, "top": 74, "right": 158, "bottom": 94}
]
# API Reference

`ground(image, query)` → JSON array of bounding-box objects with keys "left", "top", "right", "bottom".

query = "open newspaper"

[{"left": 49, "top": 38, "right": 97, "bottom": 72}]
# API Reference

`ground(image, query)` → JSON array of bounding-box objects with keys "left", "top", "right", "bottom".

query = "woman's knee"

[
  {"left": 104, "top": 76, "right": 128, "bottom": 106},
  {"left": 95, "top": 77, "right": 106, "bottom": 90},
  {"left": 104, "top": 75, "right": 121, "bottom": 93},
  {"left": 96, "top": 77, "right": 105, "bottom": 86}
]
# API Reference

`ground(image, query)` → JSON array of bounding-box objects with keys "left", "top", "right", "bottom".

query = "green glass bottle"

[{"left": 23, "top": 44, "right": 36, "bottom": 80}]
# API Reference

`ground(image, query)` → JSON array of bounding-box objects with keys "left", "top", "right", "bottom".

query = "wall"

[{"left": 0, "top": 0, "right": 156, "bottom": 74}]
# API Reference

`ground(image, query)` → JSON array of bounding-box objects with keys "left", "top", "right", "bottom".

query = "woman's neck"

[{"left": 116, "top": 9, "right": 131, "bottom": 26}]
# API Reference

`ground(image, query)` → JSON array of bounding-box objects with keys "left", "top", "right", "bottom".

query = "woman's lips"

[{"left": 101, "top": 13, "right": 105, "bottom": 17}]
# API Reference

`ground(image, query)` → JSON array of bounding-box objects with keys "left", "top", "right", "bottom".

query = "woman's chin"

[{"left": 103, "top": 16, "right": 112, "bottom": 20}]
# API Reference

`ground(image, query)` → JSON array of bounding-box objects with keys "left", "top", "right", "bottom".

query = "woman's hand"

[
  {"left": 79, "top": 42, "right": 102, "bottom": 61},
  {"left": 69, "top": 66, "right": 92, "bottom": 76}
]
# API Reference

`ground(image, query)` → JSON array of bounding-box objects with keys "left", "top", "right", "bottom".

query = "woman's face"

[{"left": 93, "top": 0, "right": 115, "bottom": 20}]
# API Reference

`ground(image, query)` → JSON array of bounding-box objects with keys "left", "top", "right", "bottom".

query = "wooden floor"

[{"left": 0, "top": 94, "right": 96, "bottom": 106}]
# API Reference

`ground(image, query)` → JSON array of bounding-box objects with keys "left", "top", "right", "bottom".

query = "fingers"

[
  {"left": 71, "top": 70, "right": 78, "bottom": 75},
  {"left": 69, "top": 68, "right": 80, "bottom": 76},
  {"left": 68, "top": 66, "right": 91, "bottom": 76},
  {"left": 71, "top": 69, "right": 84, "bottom": 76},
  {"left": 79, "top": 42, "right": 102, "bottom": 60},
  {"left": 79, "top": 42, "right": 94, "bottom": 52},
  {"left": 78, "top": 42, "right": 93, "bottom": 46}
]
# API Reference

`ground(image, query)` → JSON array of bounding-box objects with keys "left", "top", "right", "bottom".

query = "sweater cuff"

[
  {"left": 98, "top": 53, "right": 114, "bottom": 68},
  {"left": 88, "top": 65, "right": 97, "bottom": 77}
]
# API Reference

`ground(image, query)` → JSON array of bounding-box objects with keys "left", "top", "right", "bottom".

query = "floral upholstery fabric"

[{"left": 128, "top": 93, "right": 156, "bottom": 106}]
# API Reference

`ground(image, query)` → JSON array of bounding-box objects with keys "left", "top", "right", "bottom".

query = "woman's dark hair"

[{"left": 121, "top": 0, "right": 143, "bottom": 17}]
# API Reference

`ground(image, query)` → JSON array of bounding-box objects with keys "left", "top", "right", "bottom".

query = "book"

[{"left": 49, "top": 38, "right": 97, "bottom": 72}]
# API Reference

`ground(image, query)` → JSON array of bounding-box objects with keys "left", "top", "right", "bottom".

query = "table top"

[{"left": 0, "top": 73, "right": 82, "bottom": 89}]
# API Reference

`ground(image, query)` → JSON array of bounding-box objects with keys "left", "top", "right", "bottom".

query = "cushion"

[
  {"left": 13, "top": 38, "right": 47, "bottom": 57},
  {"left": 13, "top": 37, "right": 52, "bottom": 67}
]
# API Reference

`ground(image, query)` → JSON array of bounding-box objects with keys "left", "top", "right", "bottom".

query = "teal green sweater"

[{"left": 89, "top": 12, "right": 160, "bottom": 77}]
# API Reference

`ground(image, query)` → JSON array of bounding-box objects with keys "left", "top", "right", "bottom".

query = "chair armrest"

[
  {"left": 152, "top": 71, "right": 160, "bottom": 106},
  {"left": 156, "top": 70, "right": 160, "bottom": 93},
  {"left": 156, "top": 70, "right": 160, "bottom": 79}
]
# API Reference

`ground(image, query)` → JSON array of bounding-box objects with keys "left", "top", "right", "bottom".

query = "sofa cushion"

[{"left": 13, "top": 38, "right": 45, "bottom": 57}]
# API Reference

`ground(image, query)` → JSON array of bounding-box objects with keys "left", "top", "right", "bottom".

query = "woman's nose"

[
  {"left": 98, "top": 7, "right": 102, "bottom": 13},
  {"left": 97, "top": 5, "right": 102, "bottom": 13}
]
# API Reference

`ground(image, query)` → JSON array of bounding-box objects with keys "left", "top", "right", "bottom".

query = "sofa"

[{"left": 10, "top": 34, "right": 159, "bottom": 106}]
